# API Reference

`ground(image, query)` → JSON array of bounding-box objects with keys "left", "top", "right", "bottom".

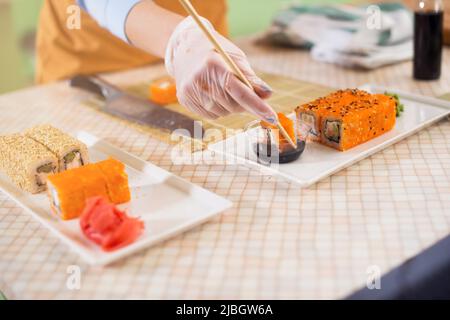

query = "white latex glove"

[{"left": 165, "top": 17, "right": 277, "bottom": 122}]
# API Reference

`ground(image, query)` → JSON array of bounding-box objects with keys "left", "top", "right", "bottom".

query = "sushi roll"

[
  {"left": 25, "top": 125, "right": 89, "bottom": 172},
  {"left": 47, "top": 158, "right": 131, "bottom": 220},
  {"left": 261, "top": 112, "right": 297, "bottom": 153},
  {"left": 47, "top": 169, "right": 88, "bottom": 220},
  {"left": 0, "top": 134, "right": 58, "bottom": 194},
  {"left": 97, "top": 158, "right": 131, "bottom": 204},
  {"left": 296, "top": 107, "right": 323, "bottom": 142},
  {"left": 296, "top": 89, "right": 397, "bottom": 151}
]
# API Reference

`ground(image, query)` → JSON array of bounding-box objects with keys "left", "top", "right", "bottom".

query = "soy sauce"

[
  {"left": 254, "top": 140, "right": 306, "bottom": 164},
  {"left": 413, "top": 10, "right": 444, "bottom": 80}
]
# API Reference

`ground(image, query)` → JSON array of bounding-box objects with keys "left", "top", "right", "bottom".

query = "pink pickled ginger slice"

[{"left": 80, "top": 197, "right": 144, "bottom": 251}]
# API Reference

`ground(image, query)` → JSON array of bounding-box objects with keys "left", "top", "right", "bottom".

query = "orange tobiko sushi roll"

[
  {"left": 97, "top": 158, "right": 131, "bottom": 205},
  {"left": 295, "top": 89, "right": 397, "bottom": 151},
  {"left": 261, "top": 112, "right": 297, "bottom": 153},
  {"left": 79, "top": 164, "right": 110, "bottom": 201},
  {"left": 47, "top": 158, "right": 131, "bottom": 220},
  {"left": 47, "top": 169, "right": 88, "bottom": 220}
]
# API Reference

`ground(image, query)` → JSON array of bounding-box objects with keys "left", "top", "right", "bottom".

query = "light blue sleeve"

[{"left": 77, "top": 0, "right": 142, "bottom": 42}]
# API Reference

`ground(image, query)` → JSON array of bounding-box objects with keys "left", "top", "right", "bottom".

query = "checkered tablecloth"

[{"left": 0, "top": 38, "right": 449, "bottom": 299}]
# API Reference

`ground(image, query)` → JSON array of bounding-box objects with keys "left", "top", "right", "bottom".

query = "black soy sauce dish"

[{"left": 254, "top": 139, "right": 306, "bottom": 164}]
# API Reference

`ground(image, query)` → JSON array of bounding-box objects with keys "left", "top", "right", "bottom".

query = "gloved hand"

[{"left": 165, "top": 17, "right": 277, "bottom": 122}]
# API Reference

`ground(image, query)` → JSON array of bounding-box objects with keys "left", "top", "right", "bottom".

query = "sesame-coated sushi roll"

[
  {"left": 0, "top": 134, "right": 58, "bottom": 194},
  {"left": 25, "top": 125, "right": 89, "bottom": 172}
]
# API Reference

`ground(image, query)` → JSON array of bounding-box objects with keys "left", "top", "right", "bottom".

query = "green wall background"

[
  {"left": 229, "top": 0, "right": 347, "bottom": 36},
  {"left": 228, "top": 0, "right": 294, "bottom": 36}
]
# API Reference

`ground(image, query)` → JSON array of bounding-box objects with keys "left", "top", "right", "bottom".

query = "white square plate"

[
  {"left": 208, "top": 85, "right": 450, "bottom": 187},
  {"left": 0, "top": 132, "right": 232, "bottom": 265}
]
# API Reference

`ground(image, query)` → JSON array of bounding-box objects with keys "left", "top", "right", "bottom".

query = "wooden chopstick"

[{"left": 177, "top": 0, "right": 297, "bottom": 149}]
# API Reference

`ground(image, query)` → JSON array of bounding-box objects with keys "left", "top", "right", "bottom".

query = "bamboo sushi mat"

[
  {"left": 84, "top": 73, "right": 335, "bottom": 151},
  {"left": 0, "top": 38, "right": 449, "bottom": 299}
]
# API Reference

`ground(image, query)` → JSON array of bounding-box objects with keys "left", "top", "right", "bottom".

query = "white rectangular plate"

[
  {"left": 0, "top": 132, "right": 232, "bottom": 266},
  {"left": 208, "top": 85, "right": 450, "bottom": 187}
]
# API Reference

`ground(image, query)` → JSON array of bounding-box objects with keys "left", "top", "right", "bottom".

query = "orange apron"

[{"left": 36, "top": 0, "right": 228, "bottom": 84}]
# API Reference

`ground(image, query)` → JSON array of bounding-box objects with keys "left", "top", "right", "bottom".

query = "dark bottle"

[{"left": 413, "top": 0, "right": 444, "bottom": 80}]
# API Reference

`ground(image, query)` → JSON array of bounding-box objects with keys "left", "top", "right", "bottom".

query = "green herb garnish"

[{"left": 385, "top": 92, "right": 404, "bottom": 117}]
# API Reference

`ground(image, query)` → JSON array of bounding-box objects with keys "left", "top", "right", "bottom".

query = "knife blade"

[{"left": 70, "top": 75, "right": 204, "bottom": 139}]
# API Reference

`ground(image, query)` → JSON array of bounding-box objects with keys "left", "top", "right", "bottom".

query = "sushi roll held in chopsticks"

[
  {"left": 25, "top": 125, "right": 89, "bottom": 171},
  {"left": 0, "top": 134, "right": 58, "bottom": 194}
]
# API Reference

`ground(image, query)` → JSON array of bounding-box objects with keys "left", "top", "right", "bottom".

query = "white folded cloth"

[{"left": 262, "top": 3, "right": 413, "bottom": 69}]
